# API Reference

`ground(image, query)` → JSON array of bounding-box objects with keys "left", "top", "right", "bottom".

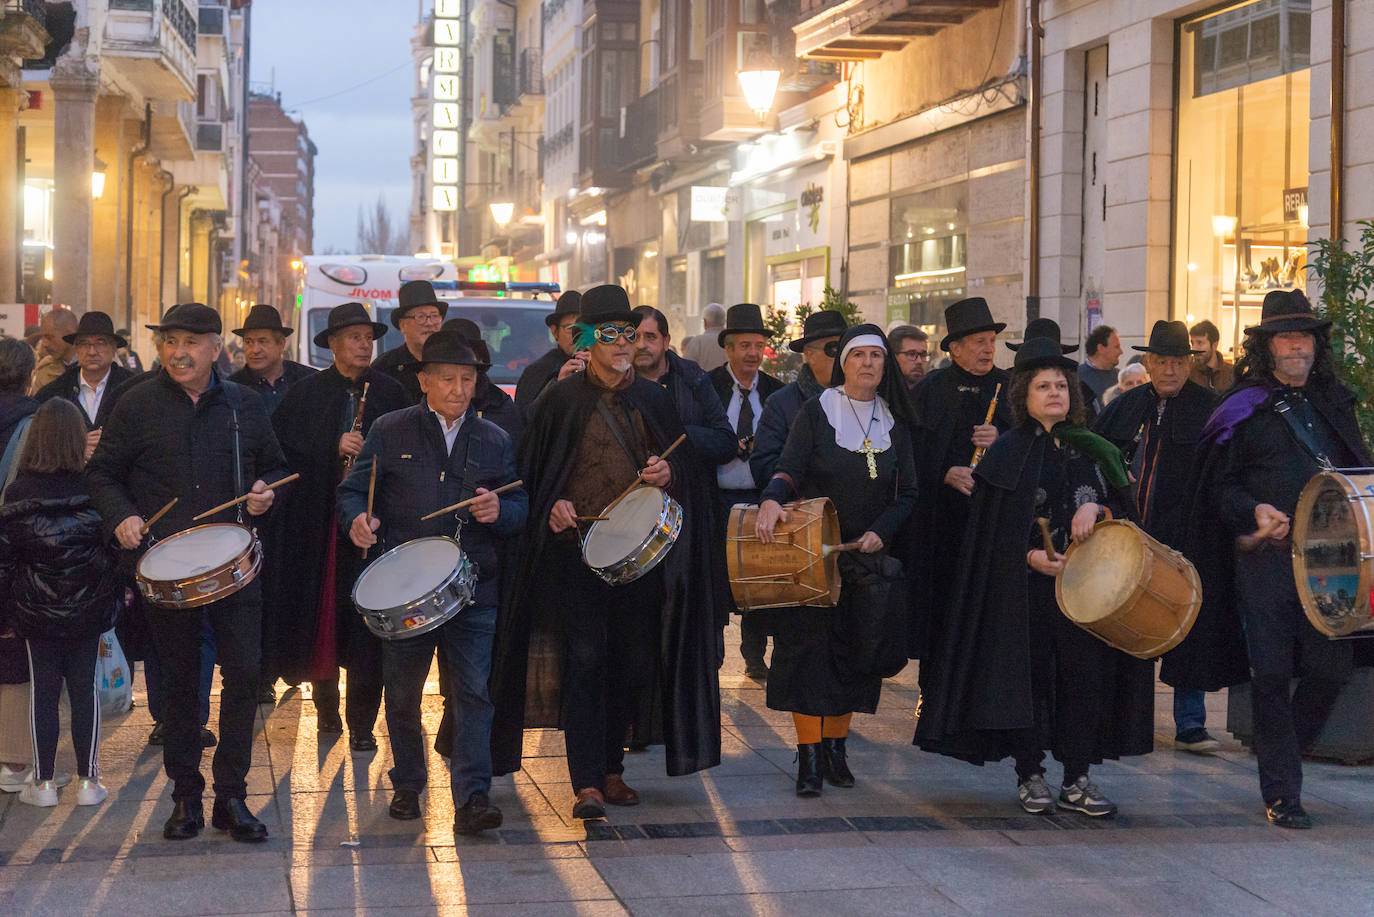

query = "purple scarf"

[{"left": 1199, "top": 382, "right": 1271, "bottom": 451}]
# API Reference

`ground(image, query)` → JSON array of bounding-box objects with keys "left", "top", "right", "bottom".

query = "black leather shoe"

[
  {"left": 148, "top": 722, "right": 165, "bottom": 746},
  {"left": 163, "top": 799, "right": 205, "bottom": 840},
  {"left": 349, "top": 733, "right": 378, "bottom": 753},
  {"left": 211, "top": 797, "right": 269, "bottom": 842},
  {"left": 820, "top": 737, "right": 855, "bottom": 788},
  {"left": 317, "top": 711, "right": 344, "bottom": 734},
  {"left": 1266, "top": 798, "right": 1312, "bottom": 829},
  {"left": 201, "top": 728, "right": 217, "bottom": 748},
  {"left": 795, "top": 743, "right": 823, "bottom": 797},
  {"left": 389, "top": 789, "right": 422, "bottom": 821},
  {"left": 743, "top": 660, "right": 768, "bottom": 680},
  {"left": 454, "top": 792, "right": 503, "bottom": 835}
]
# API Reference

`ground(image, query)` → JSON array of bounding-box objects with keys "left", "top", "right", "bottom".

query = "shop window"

[
  {"left": 887, "top": 182, "right": 968, "bottom": 331},
  {"left": 1174, "top": 0, "right": 1309, "bottom": 355}
]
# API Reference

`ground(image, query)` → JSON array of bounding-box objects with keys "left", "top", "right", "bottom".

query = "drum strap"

[
  {"left": 223, "top": 381, "right": 247, "bottom": 525},
  {"left": 1273, "top": 394, "right": 1334, "bottom": 471},
  {"left": 594, "top": 396, "right": 645, "bottom": 468}
]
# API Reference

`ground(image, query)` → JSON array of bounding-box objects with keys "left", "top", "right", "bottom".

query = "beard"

[
  {"left": 1275, "top": 352, "right": 1314, "bottom": 381},
  {"left": 610, "top": 358, "right": 633, "bottom": 374}
]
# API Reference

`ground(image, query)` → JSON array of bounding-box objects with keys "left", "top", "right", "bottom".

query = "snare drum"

[
  {"left": 1293, "top": 469, "right": 1374, "bottom": 637},
  {"left": 136, "top": 523, "right": 262, "bottom": 609},
  {"left": 1055, "top": 520, "right": 1201, "bottom": 659},
  {"left": 726, "top": 498, "right": 842, "bottom": 610},
  {"left": 351, "top": 537, "right": 476, "bottom": 640},
  {"left": 582, "top": 486, "right": 682, "bottom": 586}
]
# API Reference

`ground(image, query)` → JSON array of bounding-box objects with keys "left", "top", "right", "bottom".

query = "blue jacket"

[
  {"left": 749, "top": 364, "right": 825, "bottom": 483},
  {"left": 657, "top": 350, "right": 736, "bottom": 467},
  {"left": 338, "top": 403, "right": 528, "bottom": 606}
]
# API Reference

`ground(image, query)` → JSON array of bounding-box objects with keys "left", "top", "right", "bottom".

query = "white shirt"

[
  {"left": 78, "top": 368, "right": 112, "bottom": 422},
  {"left": 717, "top": 364, "right": 762, "bottom": 491},
  {"left": 431, "top": 408, "right": 465, "bottom": 454}
]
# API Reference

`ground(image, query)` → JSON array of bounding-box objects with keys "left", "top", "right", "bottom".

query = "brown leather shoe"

[
  {"left": 604, "top": 774, "right": 640, "bottom": 806},
  {"left": 571, "top": 787, "right": 606, "bottom": 820}
]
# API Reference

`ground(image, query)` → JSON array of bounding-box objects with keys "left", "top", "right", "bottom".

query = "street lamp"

[
  {"left": 91, "top": 154, "right": 107, "bottom": 199},
  {"left": 489, "top": 201, "right": 514, "bottom": 226},
  {"left": 737, "top": 50, "right": 781, "bottom": 122}
]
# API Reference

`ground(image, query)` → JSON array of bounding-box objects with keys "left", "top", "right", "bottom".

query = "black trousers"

[
  {"left": 551, "top": 542, "right": 663, "bottom": 792},
  {"left": 145, "top": 581, "right": 261, "bottom": 802},
  {"left": 1236, "top": 545, "right": 1353, "bottom": 805},
  {"left": 25, "top": 635, "right": 101, "bottom": 781},
  {"left": 311, "top": 669, "right": 383, "bottom": 736}
]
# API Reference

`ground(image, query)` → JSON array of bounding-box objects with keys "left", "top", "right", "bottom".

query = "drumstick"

[
  {"left": 1237, "top": 515, "right": 1286, "bottom": 552},
  {"left": 191, "top": 473, "right": 300, "bottom": 521},
  {"left": 1036, "top": 517, "right": 1057, "bottom": 557},
  {"left": 603, "top": 433, "right": 690, "bottom": 516},
  {"left": 576, "top": 515, "right": 609, "bottom": 523},
  {"left": 821, "top": 541, "right": 862, "bottom": 556},
  {"left": 419, "top": 479, "right": 524, "bottom": 521},
  {"left": 362, "top": 460, "right": 377, "bottom": 560},
  {"left": 139, "top": 498, "right": 178, "bottom": 536}
]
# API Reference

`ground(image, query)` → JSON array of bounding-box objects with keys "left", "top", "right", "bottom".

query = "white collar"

[
  {"left": 726, "top": 363, "right": 759, "bottom": 393},
  {"left": 819, "top": 388, "right": 894, "bottom": 453},
  {"left": 431, "top": 408, "right": 464, "bottom": 432},
  {"left": 79, "top": 367, "right": 112, "bottom": 393}
]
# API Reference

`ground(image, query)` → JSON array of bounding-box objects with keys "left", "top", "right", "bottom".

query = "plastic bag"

[{"left": 96, "top": 629, "right": 133, "bottom": 718}]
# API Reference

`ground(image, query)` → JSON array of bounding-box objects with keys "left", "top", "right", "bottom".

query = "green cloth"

[{"left": 1052, "top": 421, "right": 1131, "bottom": 489}]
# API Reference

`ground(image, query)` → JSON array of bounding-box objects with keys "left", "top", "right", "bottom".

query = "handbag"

[
  {"left": 95, "top": 629, "right": 133, "bottom": 718},
  {"left": 831, "top": 550, "right": 909, "bottom": 679}
]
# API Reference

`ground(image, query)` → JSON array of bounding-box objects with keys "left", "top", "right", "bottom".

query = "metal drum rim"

[{"left": 352, "top": 535, "right": 470, "bottom": 617}]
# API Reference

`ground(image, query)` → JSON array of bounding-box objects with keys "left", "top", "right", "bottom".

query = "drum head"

[
  {"left": 1294, "top": 472, "right": 1370, "bottom": 635},
  {"left": 138, "top": 525, "right": 252, "bottom": 580},
  {"left": 1058, "top": 522, "right": 1145, "bottom": 624},
  {"left": 354, "top": 538, "right": 463, "bottom": 611},
  {"left": 585, "top": 487, "right": 664, "bottom": 568}
]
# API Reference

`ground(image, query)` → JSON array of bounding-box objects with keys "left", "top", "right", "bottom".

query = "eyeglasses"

[
  {"left": 404, "top": 310, "right": 444, "bottom": 325},
  {"left": 898, "top": 348, "right": 929, "bottom": 361},
  {"left": 593, "top": 324, "right": 638, "bottom": 344}
]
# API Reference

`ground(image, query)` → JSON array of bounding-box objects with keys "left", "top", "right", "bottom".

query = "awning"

[{"left": 794, "top": 0, "right": 999, "bottom": 61}]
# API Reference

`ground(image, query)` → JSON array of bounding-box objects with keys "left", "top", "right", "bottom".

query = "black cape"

[
  {"left": 265, "top": 366, "right": 410, "bottom": 681},
  {"left": 489, "top": 372, "right": 722, "bottom": 778},
  {"left": 513, "top": 346, "right": 569, "bottom": 414},
  {"left": 914, "top": 422, "right": 1154, "bottom": 765},
  {"left": 474, "top": 373, "right": 524, "bottom": 443}
]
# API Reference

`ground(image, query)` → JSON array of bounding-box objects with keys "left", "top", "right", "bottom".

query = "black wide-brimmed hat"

[
  {"left": 1244, "top": 289, "right": 1330, "bottom": 335},
  {"left": 941, "top": 297, "right": 1006, "bottom": 351},
  {"left": 391, "top": 280, "right": 449, "bottom": 328},
  {"left": 313, "top": 301, "right": 389, "bottom": 348},
  {"left": 64, "top": 310, "right": 127, "bottom": 348},
  {"left": 232, "top": 304, "right": 293, "bottom": 337},
  {"left": 419, "top": 329, "right": 489, "bottom": 371},
  {"left": 718, "top": 303, "right": 774, "bottom": 347},
  {"left": 442, "top": 317, "right": 492, "bottom": 365},
  {"left": 1012, "top": 336, "right": 1078, "bottom": 373},
  {"left": 578, "top": 285, "right": 640, "bottom": 327},
  {"left": 788, "top": 309, "right": 848, "bottom": 353},
  {"left": 151, "top": 302, "right": 221, "bottom": 336},
  {"left": 1132, "top": 319, "right": 1201, "bottom": 357},
  {"left": 545, "top": 289, "right": 582, "bottom": 328},
  {"left": 1006, "top": 317, "right": 1077, "bottom": 354}
]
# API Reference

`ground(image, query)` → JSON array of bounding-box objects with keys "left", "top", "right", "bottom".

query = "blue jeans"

[
  {"left": 384, "top": 603, "right": 497, "bottom": 803},
  {"left": 146, "top": 613, "right": 216, "bottom": 726},
  {"left": 1172, "top": 689, "right": 1207, "bottom": 736}
]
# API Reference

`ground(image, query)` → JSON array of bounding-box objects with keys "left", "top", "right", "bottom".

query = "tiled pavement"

[{"left": 3, "top": 620, "right": 1374, "bottom": 916}]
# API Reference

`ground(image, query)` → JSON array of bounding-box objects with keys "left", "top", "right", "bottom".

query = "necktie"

[{"left": 736, "top": 384, "right": 754, "bottom": 438}]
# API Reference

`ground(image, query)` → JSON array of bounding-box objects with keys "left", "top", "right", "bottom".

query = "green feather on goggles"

[{"left": 572, "top": 322, "right": 638, "bottom": 349}]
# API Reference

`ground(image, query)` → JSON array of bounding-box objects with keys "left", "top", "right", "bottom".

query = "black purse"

[{"left": 832, "top": 550, "right": 908, "bottom": 678}]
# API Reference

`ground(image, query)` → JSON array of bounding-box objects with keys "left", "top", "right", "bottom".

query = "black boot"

[
  {"left": 212, "top": 797, "right": 269, "bottom": 842},
  {"left": 163, "top": 798, "right": 205, "bottom": 840},
  {"left": 795, "top": 743, "right": 823, "bottom": 797},
  {"left": 820, "top": 737, "right": 855, "bottom": 788}
]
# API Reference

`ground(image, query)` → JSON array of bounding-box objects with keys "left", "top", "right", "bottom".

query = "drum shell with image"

[
  {"left": 351, "top": 536, "right": 477, "bottom": 640},
  {"left": 726, "top": 498, "right": 841, "bottom": 611},
  {"left": 1292, "top": 469, "right": 1374, "bottom": 638},
  {"left": 136, "top": 523, "right": 263, "bottom": 609}
]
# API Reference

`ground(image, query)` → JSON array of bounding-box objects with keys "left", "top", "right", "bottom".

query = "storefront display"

[{"left": 887, "top": 181, "right": 967, "bottom": 333}]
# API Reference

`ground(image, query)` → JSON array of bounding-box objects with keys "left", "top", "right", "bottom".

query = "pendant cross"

[{"left": 859, "top": 437, "right": 879, "bottom": 480}]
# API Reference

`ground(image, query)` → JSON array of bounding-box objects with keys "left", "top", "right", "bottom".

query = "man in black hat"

[
  {"left": 1175, "top": 290, "right": 1370, "bottom": 829},
  {"left": 907, "top": 297, "right": 1011, "bottom": 666},
  {"left": 1008, "top": 317, "right": 1100, "bottom": 424},
  {"left": 708, "top": 303, "right": 783, "bottom": 676},
  {"left": 339, "top": 330, "right": 527, "bottom": 835},
  {"left": 87, "top": 303, "right": 289, "bottom": 843},
  {"left": 374, "top": 280, "right": 449, "bottom": 403},
  {"left": 229, "top": 304, "right": 315, "bottom": 416},
  {"left": 491, "top": 284, "right": 722, "bottom": 820},
  {"left": 34, "top": 310, "right": 135, "bottom": 460},
  {"left": 1094, "top": 320, "right": 1221, "bottom": 754},
  {"left": 442, "top": 317, "right": 523, "bottom": 442},
  {"left": 268, "top": 302, "right": 409, "bottom": 748},
  {"left": 514, "top": 289, "right": 582, "bottom": 412}
]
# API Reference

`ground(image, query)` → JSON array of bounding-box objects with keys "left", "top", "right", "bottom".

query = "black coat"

[
  {"left": 0, "top": 393, "right": 36, "bottom": 460},
  {"left": 914, "top": 422, "right": 1155, "bottom": 766},
  {"left": 373, "top": 343, "right": 426, "bottom": 404},
  {"left": 266, "top": 366, "right": 409, "bottom": 679},
  {"left": 749, "top": 364, "right": 826, "bottom": 483},
  {"left": 34, "top": 362, "right": 136, "bottom": 429},
  {"left": 490, "top": 372, "right": 721, "bottom": 778},
  {"left": 0, "top": 472, "right": 121, "bottom": 642},
  {"left": 86, "top": 370, "right": 289, "bottom": 543},
  {"left": 474, "top": 374, "right": 524, "bottom": 444},
  {"left": 228, "top": 360, "right": 317, "bottom": 416},
  {"left": 0, "top": 394, "right": 41, "bottom": 683},
  {"left": 513, "top": 346, "right": 569, "bottom": 414}
]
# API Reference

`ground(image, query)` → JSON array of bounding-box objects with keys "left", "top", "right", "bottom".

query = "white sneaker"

[
  {"left": 18, "top": 779, "right": 58, "bottom": 807},
  {"left": 0, "top": 763, "right": 32, "bottom": 792},
  {"left": 76, "top": 777, "right": 108, "bottom": 806}
]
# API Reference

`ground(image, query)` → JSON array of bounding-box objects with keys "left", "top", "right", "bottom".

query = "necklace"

[{"left": 845, "top": 393, "right": 881, "bottom": 480}]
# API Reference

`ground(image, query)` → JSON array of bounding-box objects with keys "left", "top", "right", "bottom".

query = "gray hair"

[
  {"left": 0, "top": 337, "right": 36, "bottom": 394},
  {"left": 702, "top": 303, "right": 726, "bottom": 329}
]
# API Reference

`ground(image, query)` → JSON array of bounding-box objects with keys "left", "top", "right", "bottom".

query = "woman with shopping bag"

[{"left": 0, "top": 399, "right": 123, "bottom": 807}]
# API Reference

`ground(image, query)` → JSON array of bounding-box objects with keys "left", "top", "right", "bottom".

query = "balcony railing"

[
  {"left": 110, "top": 0, "right": 196, "bottom": 51},
  {"left": 197, "top": 5, "right": 224, "bottom": 35},
  {"left": 2, "top": 0, "right": 46, "bottom": 30},
  {"left": 1, "top": 0, "right": 50, "bottom": 63},
  {"left": 519, "top": 48, "right": 543, "bottom": 96},
  {"left": 618, "top": 88, "right": 658, "bottom": 168},
  {"left": 195, "top": 120, "right": 224, "bottom": 153}
]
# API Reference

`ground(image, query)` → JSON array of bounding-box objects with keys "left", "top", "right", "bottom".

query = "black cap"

[
  {"left": 1012, "top": 336, "right": 1078, "bottom": 373},
  {"left": 63, "top": 310, "right": 127, "bottom": 348},
  {"left": 145, "top": 304, "right": 180, "bottom": 332},
  {"left": 442, "top": 317, "right": 492, "bottom": 365},
  {"left": 1132, "top": 320, "right": 1201, "bottom": 357},
  {"left": 232, "top": 304, "right": 293, "bottom": 337},
  {"left": 391, "top": 280, "right": 449, "bottom": 328},
  {"left": 546, "top": 289, "right": 582, "bottom": 327},
  {"left": 153, "top": 303, "right": 221, "bottom": 336},
  {"left": 1007, "top": 317, "right": 1077, "bottom": 354},
  {"left": 788, "top": 309, "right": 848, "bottom": 353},
  {"left": 718, "top": 302, "right": 773, "bottom": 347},
  {"left": 941, "top": 297, "right": 1006, "bottom": 351},
  {"left": 313, "top": 301, "right": 389, "bottom": 348},
  {"left": 1244, "top": 289, "right": 1330, "bottom": 335},
  {"left": 578, "top": 285, "right": 640, "bottom": 327},
  {"left": 419, "top": 329, "right": 489, "bottom": 371}
]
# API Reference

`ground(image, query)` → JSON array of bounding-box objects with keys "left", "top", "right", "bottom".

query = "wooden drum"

[
  {"left": 726, "top": 498, "right": 841, "bottom": 611},
  {"left": 1055, "top": 519, "right": 1201, "bottom": 659},
  {"left": 1292, "top": 469, "right": 1374, "bottom": 637}
]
